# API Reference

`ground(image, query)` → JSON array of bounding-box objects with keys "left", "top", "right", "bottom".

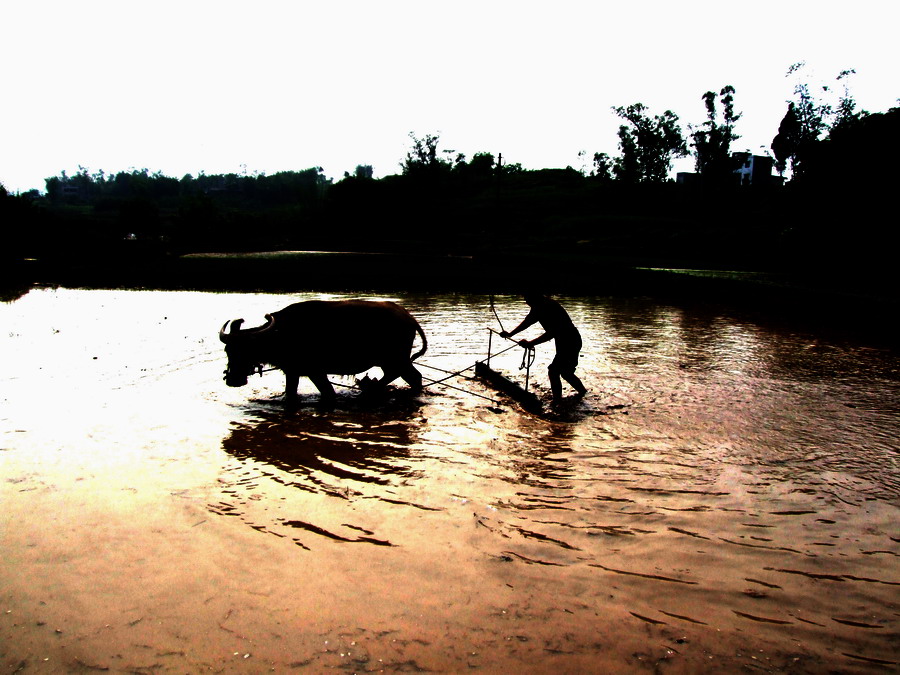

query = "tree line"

[{"left": 2, "top": 64, "right": 896, "bottom": 277}]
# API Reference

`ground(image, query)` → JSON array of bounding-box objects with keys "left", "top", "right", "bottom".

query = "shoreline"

[{"left": 4, "top": 250, "right": 895, "bottom": 345}]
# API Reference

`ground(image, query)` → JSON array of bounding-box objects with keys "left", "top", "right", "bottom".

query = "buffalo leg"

[
  {"left": 284, "top": 372, "right": 300, "bottom": 402},
  {"left": 308, "top": 373, "right": 336, "bottom": 402},
  {"left": 400, "top": 364, "right": 423, "bottom": 392},
  {"left": 376, "top": 365, "right": 404, "bottom": 390},
  {"left": 379, "top": 363, "right": 422, "bottom": 392}
]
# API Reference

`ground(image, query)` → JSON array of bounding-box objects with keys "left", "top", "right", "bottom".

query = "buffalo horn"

[
  {"left": 219, "top": 318, "right": 245, "bottom": 343},
  {"left": 256, "top": 313, "right": 276, "bottom": 334}
]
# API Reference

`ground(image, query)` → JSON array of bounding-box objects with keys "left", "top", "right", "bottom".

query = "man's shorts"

[{"left": 551, "top": 335, "right": 582, "bottom": 373}]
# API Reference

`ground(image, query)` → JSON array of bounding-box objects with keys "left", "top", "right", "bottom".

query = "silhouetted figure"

[{"left": 500, "top": 293, "right": 588, "bottom": 401}]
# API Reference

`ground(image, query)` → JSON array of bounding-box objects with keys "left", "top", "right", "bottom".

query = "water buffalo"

[{"left": 219, "top": 299, "right": 427, "bottom": 403}]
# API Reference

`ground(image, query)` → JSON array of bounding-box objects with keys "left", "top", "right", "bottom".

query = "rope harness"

[
  {"left": 519, "top": 342, "right": 536, "bottom": 392},
  {"left": 519, "top": 343, "right": 536, "bottom": 371}
]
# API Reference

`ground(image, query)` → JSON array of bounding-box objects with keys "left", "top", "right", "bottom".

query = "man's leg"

[
  {"left": 563, "top": 371, "right": 588, "bottom": 396},
  {"left": 547, "top": 364, "right": 563, "bottom": 400},
  {"left": 551, "top": 345, "right": 586, "bottom": 399}
]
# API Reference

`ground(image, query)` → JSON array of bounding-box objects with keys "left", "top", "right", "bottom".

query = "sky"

[{"left": 1, "top": 0, "right": 896, "bottom": 193}]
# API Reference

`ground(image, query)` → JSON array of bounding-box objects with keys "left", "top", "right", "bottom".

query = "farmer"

[{"left": 500, "top": 293, "right": 588, "bottom": 401}]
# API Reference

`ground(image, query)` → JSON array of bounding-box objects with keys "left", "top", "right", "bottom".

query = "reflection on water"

[
  {"left": 217, "top": 405, "right": 435, "bottom": 547},
  {"left": 1, "top": 287, "right": 897, "bottom": 671}
]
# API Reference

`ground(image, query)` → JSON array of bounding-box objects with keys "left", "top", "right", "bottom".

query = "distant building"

[
  {"left": 677, "top": 153, "right": 779, "bottom": 187},
  {"left": 732, "top": 153, "right": 776, "bottom": 187}
]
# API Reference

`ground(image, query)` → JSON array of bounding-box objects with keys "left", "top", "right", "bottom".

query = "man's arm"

[
  {"left": 522, "top": 332, "right": 554, "bottom": 347},
  {"left": 500, "top": 310, "right": 538, "bottom": 338}
]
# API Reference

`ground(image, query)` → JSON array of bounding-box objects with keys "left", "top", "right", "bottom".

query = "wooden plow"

[
  {"left": 474, "top": 329, "right": 542, "bottom": 412},
  {"left": 416, "top": 329, "right": 542, "bottom": 412}
]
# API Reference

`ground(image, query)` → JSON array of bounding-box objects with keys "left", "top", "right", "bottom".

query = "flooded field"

[{"left": 1, "top": 287, "right": 897, "bottom": 673}]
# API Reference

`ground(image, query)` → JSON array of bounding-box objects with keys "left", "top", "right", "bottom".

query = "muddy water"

[{"left": 1, "top": 287, "right": 897, "bottom": 673}]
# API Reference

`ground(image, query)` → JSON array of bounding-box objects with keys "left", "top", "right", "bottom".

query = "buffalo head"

[{"left": 219, "top": 314, "right": 275, "bottom": 387}]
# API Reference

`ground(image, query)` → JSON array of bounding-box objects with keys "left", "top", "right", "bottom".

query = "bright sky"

[{"left": 1, "top": 1, "right": 896, "bottom": 193}]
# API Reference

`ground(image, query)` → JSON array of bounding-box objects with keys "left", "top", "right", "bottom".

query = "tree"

[
  {"left": 611, "top": 103, "right": 687, "bottom": 183},
  {"left": 449, "top": 152, "right": 497, "bottom": 188},
  {"left": 467, "top": 152, "right": 495, "bottom": 175},
  {"left": 401, "top": 132, "right": 453, "bottom": 177},
  {"left": 690, "top": 85, "right": 741, "bottom": 185},
  {"left": 771, "top": 63, "right": 865, "bottom": 179},
  {"left": 828, "top": 69, "right": 866, "bottom": 136},
  {"left": 771, "top": 79, "right": 828, "bottom": 178},
  {"left": 771, "top": 101, "right": 801, "bottom": 176},
  {"left": 591, "top": 152, "right": 614, "bottom": 182}
]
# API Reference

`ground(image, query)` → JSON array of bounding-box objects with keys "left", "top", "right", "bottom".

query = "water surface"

[{"left": 1, "top": 288, "right": 897, "bottom": 673}]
